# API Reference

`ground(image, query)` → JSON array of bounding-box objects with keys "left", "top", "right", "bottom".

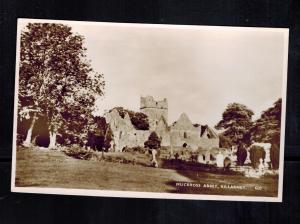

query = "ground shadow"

[{"left": 161, "top": 159, "right": 278, "bottom": 197}]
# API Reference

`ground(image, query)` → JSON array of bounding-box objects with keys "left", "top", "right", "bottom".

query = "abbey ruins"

[{"left": 105, "top": 96, "right": 219, "bottom": 152}]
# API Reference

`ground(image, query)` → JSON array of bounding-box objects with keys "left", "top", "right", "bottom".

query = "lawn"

[{"left": 15, "top": 148, "right": 278, "bottom": 197}]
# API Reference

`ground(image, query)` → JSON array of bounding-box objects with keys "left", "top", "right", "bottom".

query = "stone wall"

[
  {"left": 140, "top": 96, "right": 168, "bottom": 109},
  {"left": 140, "top": 96, "right": 168, "bottom": 130},
  {"left": 170, "top": 129, "right": 200, "bottom": 150},
  {"left": 198, "top": 138, "right": 219, "bottom": 149},
  {"left": 105, "top": 96, "right": 219, "bottom": 152},
  {"left": 117, "top": 130, "right": 151, "bottom": 151}
]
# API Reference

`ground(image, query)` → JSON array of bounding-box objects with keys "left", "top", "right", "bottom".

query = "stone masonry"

[{"left": 105, "top": 96, "right": 219, "bottom": 152}]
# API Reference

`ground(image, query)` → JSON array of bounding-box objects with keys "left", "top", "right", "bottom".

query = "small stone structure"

[{"left": 105, "top": 96, "right": 219, "bottom": 152}]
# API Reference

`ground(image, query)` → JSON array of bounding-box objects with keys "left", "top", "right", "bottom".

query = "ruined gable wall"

[
  {"left": 118, "top": 130, "right": 151, "bottom": 150},
  {"left": 198, "top": 138, "right": 219, "bottom": 149},
  {"left": 105, "top": 110, "right": 137, "bottom": 151},
  {"left": 170, "top": 129, "right": 200, "bottom": 150},
  {"left": 170, "top": 118, "right": 219, "bottom": 150},
  {"left": 106, "top": 108, "right": 170, "bottom": 151},
  {"left": 155, "top": 130, "right": 170, "bottom": 146},
  {"left": 106, "top": 97, "right": 219, "bottom": 152}
]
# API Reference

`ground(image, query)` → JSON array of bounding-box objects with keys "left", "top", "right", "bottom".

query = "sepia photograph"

[{"left": 11, "top": 19, "right": 288, "bottom": 202}]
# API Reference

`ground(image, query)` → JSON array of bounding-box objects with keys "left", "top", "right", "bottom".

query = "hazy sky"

[{"left": 19, "top": 20, "right": 288, "bottom": 127}]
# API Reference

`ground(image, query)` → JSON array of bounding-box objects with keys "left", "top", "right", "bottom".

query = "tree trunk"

[
  {"left": 49, "top": 131, "right": 57, "bottom": 149},
  {"left": 23, "top": 113, "right": 37, "bottom": 147}
]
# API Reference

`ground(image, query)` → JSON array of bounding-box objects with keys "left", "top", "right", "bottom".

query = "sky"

[{"left": 19, "top": 20, "right": 288, "bottom": 127}]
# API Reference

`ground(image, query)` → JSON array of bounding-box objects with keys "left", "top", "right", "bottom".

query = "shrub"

[
  {"left": 63, "top": 146, "right": 96, "bottom": 160},
  {"left": 123, "top": 146, "right": 145, "bottom": 153},
  {"left": 144, "top": 131, "right": 161, "bottom": 149},
  {"left": 249, "top": 145, "right": 266, "bottom": 168},
  {"left": 132, "top": 146, "right": 145, "bottom": 153}
]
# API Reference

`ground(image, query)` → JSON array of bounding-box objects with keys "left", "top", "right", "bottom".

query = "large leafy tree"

[
  {"left": 250, "top": 98, "right": 282, "bottom": 143},
  {"left": 215, "top": 103, "right": 254, "bottom": 145},
  {"left": 18, "top": 23, "right": 104, "bottom": 148}
]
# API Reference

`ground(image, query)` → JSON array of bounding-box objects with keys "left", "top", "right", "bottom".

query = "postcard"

[{"left": 11, "top": 18, "right": 288, "bottom": 202}]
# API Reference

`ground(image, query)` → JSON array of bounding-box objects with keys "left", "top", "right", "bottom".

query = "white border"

[{"left": 11, "top": 18, "right": 289, "bottom": 202}]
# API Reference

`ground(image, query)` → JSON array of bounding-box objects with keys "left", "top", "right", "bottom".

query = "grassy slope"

[{"left": 15, "top": 149, "right": 278, "bottom": 197}]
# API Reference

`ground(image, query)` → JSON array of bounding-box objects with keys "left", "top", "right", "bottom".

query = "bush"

[
  {"left": 236, "top": 144, "right": 247, "bottom": 166},
  {"left": 123, "top": 146, "right": 145, "bottom": 153},
  {"left": 144, "top": 131, "right": 161, "bottom": 149},
  {"left": 249, "top": 145, "right": 266, "bottom": 168},
  {"left": 63, "top": 146, "right": 96, "bottom": 160}
]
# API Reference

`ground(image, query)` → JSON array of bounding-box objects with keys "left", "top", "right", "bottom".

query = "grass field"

[{"left": 15, "top": 148, "right": 278, "bottom": 197}]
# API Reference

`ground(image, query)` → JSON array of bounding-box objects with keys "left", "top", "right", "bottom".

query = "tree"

[
  {"left": 110, "top": 107, "right": 149, "bottom": 130},
  {"left": 215, "top": 103, "right": 254, "bottom": 145},
  {"left": 270, "top": 133, "right": 280, "bottom": 169},
  {"left": 18, "top": 23, "right": 104, "bottom": 148},
  {"left": 236, "top": 144, "right": 247, "bottom": 166},
  {"left": 251, "top": 98, "right": 282, "bottom": 143},
  {"left": 144, "top": 131, "right": 161, "bottom": 149},
  {"left": 218, "top": 134, "right": 233, "bottom": 148},
  {"left": 86, "top": 116, "right": 113, "bottom": 151},
  {"left": 249, "top": 145, "right": 266, "bottom": 168}
]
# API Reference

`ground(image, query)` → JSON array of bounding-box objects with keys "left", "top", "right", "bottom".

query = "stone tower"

[{"left": 140, "top": 96, "right": 168, "bottom": 130}]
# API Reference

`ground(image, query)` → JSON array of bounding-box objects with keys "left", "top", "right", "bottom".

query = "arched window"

[
  {"left": 119, "top": 131, "right": 122, "bottom": 139},
  {"left": 184, "top": 132, "right": 187, "bottom": 138}
]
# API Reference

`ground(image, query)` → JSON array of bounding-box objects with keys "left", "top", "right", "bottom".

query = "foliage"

[
  {"left": 85, "top": 116, "right": 113, "bottom": 151},
  {"left": 144, "top": 131, "right": 161, "bottom": 149},
  {"left": 270, "top": 133, "right": 280, "bottom": 169},
  {"left": 250, "top": 98, "right": 282, "bottom": 143},
  {"left": 123, "top": 146, "right": 145, "bottom": 153},
  {"left": 249, "top": 145, "right": 266, "bottom": 168},
  {"left": 19, "top": 23, "right": 105, "bottom": 146},
  {"left": 215, "top": 103, "right": 254, "bottom": 145},
  {"left": 236, "top": 144, "right": 247, "bottom": 166},
  {"left": 110, "top": 107, "right": 149, "bottom": 130},
  {"left": 270, "top": 144, "right": 280, "bottom": 169},
  {"left": 63, "top": 146, "right": 96, "bottom": 160},
  {"left": 218, "top": 134, "right": 233, "bottom": 148}
]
